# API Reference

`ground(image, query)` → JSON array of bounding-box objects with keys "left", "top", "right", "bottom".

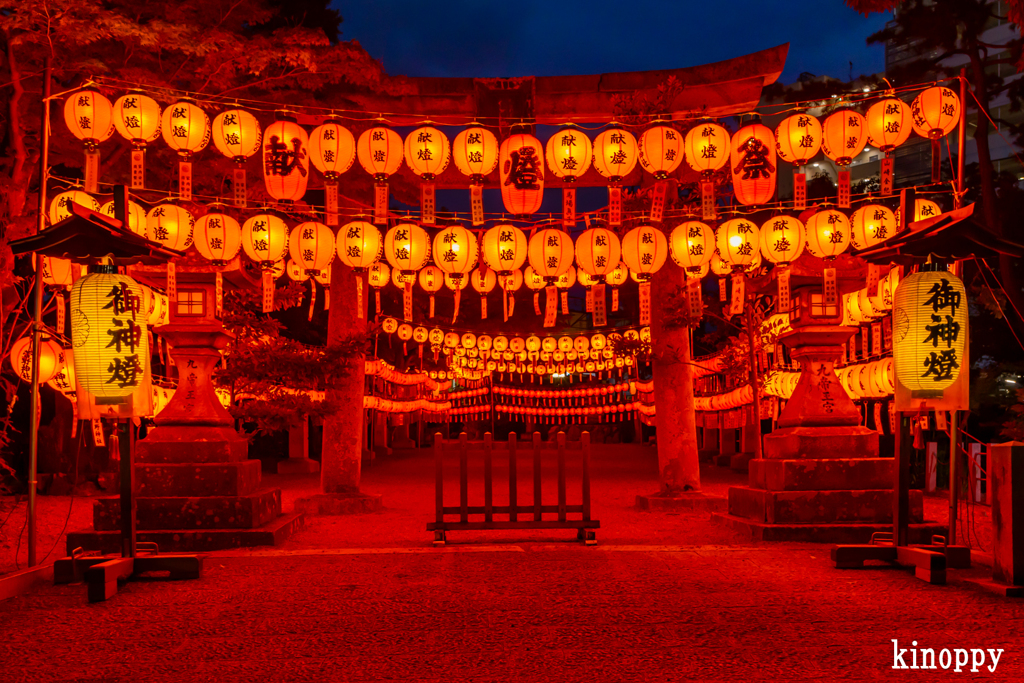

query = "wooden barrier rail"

[{"left": 427, "top": 431, "right": 599, "bottom": 545}]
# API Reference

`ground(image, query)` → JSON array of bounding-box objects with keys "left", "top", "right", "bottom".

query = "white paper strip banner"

[
  {"left": 544, "top": 286, "right": 558, "bottom": 327},
  {"left": 403, "top": 281, "right": 413, "bottom": 321},
  {"left": 178, "top": 160, "right": 192, "bottom": 201},
  {"left": 881, "top": 156, "right": 894, "bottom": 196},
  {"left": 262, "top": 270, "right": 274, "bottom": 313},
  {"left": 215, "top": 271, "right": 223, "bottom": 318},
  {"left": 480, "top": 294, "right": 487, "bottom": 320},
  {"left": 777, "top": 266, "right": 791, "bottom": 312},
  {"left": 729, "top": 273, "right": 745, "bottom": 317},
  {"left": 233, "top": 167, "right": 247, "bottom": 207},
  {"left": 823, "top": 266, "right": 838, "bottom": 306},
  {"left": 719, "top": 277, "right": 728, "bottom": 302},
  {"left": 55, "top": 291, "right": 65, "bottom": 335},
  {"left": 562, "top": 188, "right": 576, "bottom": 228},
  {"left": 608, "top": 186, "right": 622, "bottom": 226},
  {"left": 325, "top": 182, "right": 339, "bottom": 226},
  {"left": 793, "top": 170, "right": 806, "bottom": 210},
  {"left": 585, "top": 288, "right": 593, "bottom": 313},
  {"left": 167, "top": 261, "right": 177, "bottom": 304},
  {"left": 91, "top": 418, "right": 105, "bottom": 447},
  {"left": 84, "top": 150, "right": 100, "bottom": 194},
  {"left": 638, "top": 281, "right": 652, "bottom": 326},
  {"left": 470, "top": 184, "right": 484, "bottom": 226},
  {"left": 356, "top": 274, "right": 364, "bottom": 319},
  {"left": 130, "top": 149, "right": 145, "bottom": 189},
  {"left": 561, "top": 291, "right": 569, "bottom": 315},
  {"left": 701, "top": 180, "right": 716, "bottom": 220},
  {"left": 374, "top": 183, "right": 388, "bottom": 224},
  {"left": 593, "top": 284, "right": 607, "bottom": 327},
  {"left": 421, "top": 183, "right": 436, "bottom": 225},
  {"left": 838, "top": 169, "right": 851, "bottom": 208}
]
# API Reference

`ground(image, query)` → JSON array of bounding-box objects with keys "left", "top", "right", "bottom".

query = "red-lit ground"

[{"left": 0, "top": 444, "right": 1014, "bottom": 681}]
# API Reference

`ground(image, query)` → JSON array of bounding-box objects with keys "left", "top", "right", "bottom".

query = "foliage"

[{"left": 216, "top": 279, "right": 368, "bottom": 435}]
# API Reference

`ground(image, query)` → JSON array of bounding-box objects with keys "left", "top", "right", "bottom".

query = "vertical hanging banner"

[
  {"left": 215, "top": 271, "right": 223, "bottom": 318},
  {"left": 84, "top": 151, "right": 100, "bottom": 194},
  {"left": 403, "top": 281, "right": 413, "bottom": 322},
  {"left": 881, "top": 156, "right": 894, "bottom": 196},
  {"left": 793, "top": 171, "right": 807, "bottom": 210},
  {"left": 421, "top": 183, "right": 436, "bottom": 225},
  {"left": 534, "top": 291, "right": 542, "bottom": 316},
  {"left": 777, "top": 266, "right": 791, "bottom": 312},
  {"left": 452, "top": 289, "right": 461, "bottom": 324},
  {"left": 593, "top": 284, "right": 607, "bottom": 326},
  {"left": 178, "top": 160, "right": 193, "bottom": 201},
  {"left": 166, "top": 261, "right": 177, "bottom": 304},
  {"left": 585, "top": 288, "right": 593, "bottom": 313},
  {"left": 823, "top": 266, "right": 838, "bottom": 306},
  {"left": 91, "top": 419, "right": 105, "bottom": 448},
  {"left": 871, "top": 322, "right": 882, "bottom": 354},
  {"left": 562, "top": 188, "right": 576, "bottom": 228},
  {"left": 561, "top": 290, "right": 569, "bottom": 315},
  {"left": 233, "top": 168, "right": 247, "bottom": 207},
  {"left": 374, "top": 183, "right": 389, "bottom": 224},
  {"left": 719, "top": 277, "right": 728, "bottom": 302},
  {"left": 55, "top": 292, "right": 66, "bottom": 334},
  {"left": 480, "top": 294, "right": 488, "bottom": 320},
  {"left": 356, "top": 274, "right": 364, "bottom": 320},
  {"left": 470, "top": 184, "right": 485, "bottom": 226},
  {"left": 608, "top": 186, "right": 622, "bottom": 226},
  {"left": 701, "top": 181, "right": 716, "bottom": 220},
  {"left": 866, "top": 263, "right": 881, "bottom": 293},
  {"left": 638, "top": 281, "right": 652, "bottom": 326},
  {"left": 837, "top": 170, "right": 851, "bottom": 208},
  {"left": 262, "top": 270, "right": 274, "bottom": 313},
  {"left": 650, "top": 181, "right": 668, "bottom": 223},
  {"left": 729, "top": 273, "right": 745, "bottom": 317},
  {"left": 612, "top": 287, "right": 619, "bottom": 312},
  {"left": 130, "top": 149, "right": 145, "bottom": 189},
  {"left": 325, "top": 182, "right": 339, "bottom": 226},
  {"left": 873, "top": 402, "right": 884, "bottom": 434},
  {"left": 686, "top": 276, "right": 703, "bottom": 319},
  {"left": 508, "top": 291, "right": 516, "bottom": 319},
  {"left": 308, "top": 281, "right": 317, "bottom": 321},
  {"left": 544, "top": 286, "right": 558, "bottom": 327}
]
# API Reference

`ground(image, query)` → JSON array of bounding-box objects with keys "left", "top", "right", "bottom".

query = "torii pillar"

[{"left": 295, "top": 259, "right": 382, "bottom": 514}]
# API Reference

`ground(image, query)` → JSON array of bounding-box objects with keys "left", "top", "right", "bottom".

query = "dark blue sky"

[{"left": 336, "top": 1, "right": 891, "bottom": 84}]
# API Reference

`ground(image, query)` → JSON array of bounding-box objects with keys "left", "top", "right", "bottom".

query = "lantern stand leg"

[{"left": 829, "top": 411, "right": 950, "bottom": 584}]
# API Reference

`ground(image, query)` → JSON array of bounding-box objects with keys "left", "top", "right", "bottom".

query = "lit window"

[{"left": 176, "top": 289, "right": 205, "bottom": 317}]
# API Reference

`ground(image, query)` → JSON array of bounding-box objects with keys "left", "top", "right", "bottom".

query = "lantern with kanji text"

[
  {"left": 405, "top": 126, "right": 450, "bottom": 224},
  {"left": 593, "top": 126, "right": 638, "bottom": 225},
  {"left": 161, "top": 99, "right": 210, "bottom": 200},
  {"left": 212, "top": 109, "right": 262, "bottom": 206},
  {"left": 621, "top": 225, "right": 667, "bottom": 325},
  {"left": 289, "top": 221, "right": 334, "bottom": 276},
  {"left": 112, "top": 91, "right": 161, "bottom": 189},
  {"left": 49, "top": 190, "right": 99, "bottom": 226},
  {"left": 481, "top": 224, "right": 527, "bottom": 275},
  {"left": 866, "top": 97, "right": 912, "bottom": 192},
  {"left": 262, "top": 113, "right": 309, "bottom": 202},
  {"left": 499, "top": 130, "right": 545, "bottom": 216},
  {"left": 684, "top": 121, "right": 730, "bottom": 218},
  {"left": 731, "top": 123, "right": 776, "bottom": 206},
  {"left": 759, "top": 215, "right": 804, "bottom": 311},
  {"left": 775, "top": 112, "right": 822, "bottom": 209},
  {"left": 850, "top": 204, "right": 896, "bottom": 250},
  {"left": 453, "top": 125, "right": 499, "bottom": 225},
  {"left": 99, "top": 199, "right": 145, "bottom": 235},
  {"left": 146, "top": 204, "right": 194, "bottom": 251},
  {"left": 9, "top": 336, "right": 64, "bottom": 384},
  {"left": 64, "top": 88, "right": 114, "bottom": 192},
  {"left": 243, "top": 213, "right": 290, "bottom": 311},
  {"left": 821, "top": 110, "right": 867, "bottom": 207},
  {"left": 546, "top": 127, "right": 592, "bottom": 227},
  {"left": 194, "top": 210, "right": 242, "bottom": 265},
  {"left": 309, "top": 119, "right": 356, "bottom": 225},
  {"left": 357, "top": 125, "right": 404, "bottom": 224}
]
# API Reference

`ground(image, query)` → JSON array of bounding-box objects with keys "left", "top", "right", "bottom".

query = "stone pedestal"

[
  {"left": 277, "top": 418, "right": 320, "bottom": 474},
  {"left": 67, "top": 317, "right": 301, "bottom": 553},
  {"left": 715, "top": 324, "right": 942, "bottom": 543}
]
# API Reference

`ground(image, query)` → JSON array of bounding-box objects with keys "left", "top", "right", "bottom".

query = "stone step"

[
  {"left": 92, "top": 489, "right": 282, "bottom": 531},
  {"left": 749, "top": 458, "right": 894, "bottom": 491},
  {"left": 135, "top": 426, "right": 249, "bottom": 464},
  {"left": 135, "top": 460, "right": 263, "bottom": 497},
  {"left": 67, "top": 513, "right": 304, "bottom": 553},
  {"left": 712, "top": 512, "right": 946, "bottom": 544},
  {"left": 727, "top": 485, "right": 923, "bottom": 525}
]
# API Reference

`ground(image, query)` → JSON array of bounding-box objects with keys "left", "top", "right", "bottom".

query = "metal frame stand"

[{"left": 831, "top": 412, "right": 969, "bottom": 584}]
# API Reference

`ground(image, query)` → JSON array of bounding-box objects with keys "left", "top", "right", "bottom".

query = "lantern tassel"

[
  {"left": 429, "top": 294, "right": 435, "bottom": 319},
  {"left": 793, "top": 170, "right": 806, "bottom": 211},
  {"left": 638, "top": 281, "right": 652, "bottom": 325},
  {"left": 452, "top": 288, "right": 461, "bottom": 324},
  {"left": 375, "top": 288, "right": 381, "bottom": 315},
  {"left": 355, "top": 274, "right": 363, "bottom": 319},
  {"left": 233, "top": 165, "right": 247, "bottom": 207},
  {"left": 502, "top": 282, "right": 508, "bottom": 322},
  {"left": 608, "top": 185, "right": 622, "bottom": 226},
  {"left": 534, "top": 291, "right": 541, "bottom": 316},
  {"left": 480, "top": 294, "right": 487, "bottom": 320},
  {"left": 84, "top": 150, "right": 100, "bottom": 194},
  {"left": 421, "top": 182, "right": 436, "bottom": 225},
  {"left": 325, "top": 181, "right": 339, "bottom": 226},
  {"left": 403, "top": 280, "right": 413, "bottom": 321},
  {"left": 178, "top": 159, "right": 192, "bottom": 201}
]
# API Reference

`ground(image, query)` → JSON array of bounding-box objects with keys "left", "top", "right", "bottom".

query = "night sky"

[{"left": 336, "top": 0, "right": 891, "bottom": 84}]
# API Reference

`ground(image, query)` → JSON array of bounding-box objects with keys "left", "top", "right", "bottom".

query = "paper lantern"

[
  {"left": 357, "top": 125, "right": 403, "bottom": 178},
  {"left": 545, "top": 127, "right": 592, "bottom": 180},
  {"left": 445, "top": 271, "right": 471, "bottom": 291},
  {"left": 577, "top": 270, "right": 600, "bottom": 288},
  {"left": 524, "top": 266, "right": 546, "bottom": 291},
  {"left": 367, "top": 262, "right": 390, "bottom": 288},
  {"left": 453, "top": 125, "right": 499, "bottom": 179},
  {"left": 112, "top": 91, "right": 161, "bottom": 189},
  {"left": 161, "top": 100, "right": 210, "bottom": 200},
  {"left": 715, "top": 218, "right": 760, "bottom": 269},
  {"left": 289, "top": 221, "right": 335, "bottom": 276},
  {"left": 212, "top": 109, "right": 262, "bottom": 207},
  {"left": 419, "top": 265, "right": 444, "bottom": 292},
  {"left": 850, "top": 204, "right": 896, "bottom": 250},
  {"left": 866, "top": 98, "right": 912, "bottom": 152},
  {"left": 286, "top": 260, "right": 308, "bottom": 282},
  {"left": 47, "top": 347, "right": 77, "bottom": 398},
  {"left": 432, "top": 224, "right": 478, "bottom": 279},
  {"left": 392, "top": 268, "right": 416, "bottom": 287},
  {"left": 593, "top": 127, "right": 638, "bottom": 180},
  {"left": 682, "top": 122, "right": 728, "bottom": 175},
  {"left": 759, "top": 215, "right": 804, "bottom": 265},
  {"left": 805, "top": 210, "right": 851, "bottom": 259},
  {"left": 893, "top": 266, "right": 967, "bottom": 392},
  {"left": 605, "top": 261, "right": 629, "bottom": 287},
  {"left": 638, "top": 125, "right": 684, "bottom": 179},
  {"left": 337, "top": 221, "right": 383, "bottom": 270},
  {"left": 242, "top": 213, "right": 289, "bottom": 265},
  {"left": 146, "top": 204, "right": 194, "bottom": 251},
  {"left": 39, "top": 256, "right": 74, "bottom": 288},
  {"left": 9, "top": 336, "right": 64, "bottom": 384},
  {"left": 405, "top": 126, "right": 450, "bottom": 179},
  {"left": 710, "top": 251, "right": 734, "bottom": 277},
  {"left": 472, "top": 267, "right": 496, "bottom": 294},
  {"left": 49, "top": 190, "right": 99, "bottom": 225},
  {"left": 895, "top": 198, "right": 942, "bottom": 225},
  {"left": 730, "top": 123, "right": 776, "bottom": 205},
  {"left": 70, "top": 267, "right": 149, "bottom": 399},
  {"left": 528, "top": 228, "right": 574, "bottom": 282},
  {"left": 384, "top": 223, "right": 430, "bottom": 275},
  {"left": 621, "top": 225, "right": 668, "bottom": 281},
  {"left": 481, "top": 224, "right": 527, "bottom": 275},
  {"left": 821, "top": 110, "right": 868, "bottom": 166},
  {"left": 554, "top": 266, "right": 576, "bottom": 289},
  {"left": 775, "top": 113, "right": 822, "bottom": 166},
  {"left": 499, "top": 131, "right": 545, "bottom": 215},
  {"left": 262, "top": 115, "right": 309, "bottom": 202},
  {"left": 64, "top": 88, "right": 115, "bottom": 192},
  {"left": 193, "top": 211, "right": 242, "bottom": 265},
  {"left": 911, "top": 86, "right": 961, "bottom": 139},
  {"left": 575, "top": 227, "right": 622, "bottom": 279},
  {"left": 99, "top": 199, "right": 145, "bottom": 235},
  {"left": 309, "top": 118, "right": 356, "bottom": 179}
]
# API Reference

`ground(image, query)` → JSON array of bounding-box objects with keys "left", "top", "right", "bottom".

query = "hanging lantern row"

[
  {"left": 492, "top": 381, "right": 633, "bottom": 399},
  {"left": 447, "top": 354, "right": 634, "bottom": 378},
  {"left": 496, "top": 402, "right": 646, "bottom": 423},
  {"left": 363, "top": 395, "right": 452, "bottom": 413},
  {"left": 836, "top": 358, "right": 896, "bottom": 400},
  {"left": 63, "top": 86, "right": 959, "bottom": 220}
]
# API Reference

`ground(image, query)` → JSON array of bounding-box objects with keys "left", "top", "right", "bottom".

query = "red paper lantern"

[
  {"left": 481, "top": 224, "right": 527, "bottom": 275},
  {"left": 911, "top": 86, "right": 961, "bottom": 139},
  {"left": 263, "top": 114, "right": 310, "bottom": 201},
  {"left": 638, "top": 125, "right": 684, "bottom": 179},
  {"left": 575, "top": 227, "right": 621, "bottom": 280},
  {"left": 499, "top": 131, "right": 545, "bottom": 215},
  {"left": 620, "top": 225, "right": 668, "bottom": 280},
  {"left": 527, "top": 228, "right": 574, "bottom": 283},
  {"left": 866, "top": 98, "right": 912, "bottom": 152},
  {"left": 822, "top": 110, "right": 868, "bottom": 167},
  {"left": 775, "top": 113, "right": 822, "bottom": 166},
  {"left": 289, "top": 221, "right": 335, "bottom": 276},
  {"left": 309, "top": 118, "right": 356, "bottom": 179},
  {"left": 730, "top": 123, "right": 776, "bottom": 205}
]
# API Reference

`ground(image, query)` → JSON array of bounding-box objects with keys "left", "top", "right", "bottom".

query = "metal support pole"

[
  {"left": 744, "top": 302, "right": 763, "bottom": 459},
  {"left": 894, "top": 413, "right": 912, "bottom": 547},
  {"left": 27, "top": 55, "right": 52, "bottom": 568},
  {"left": 949, "top": 410, "right": 960, "bottom": 545},
  {"left": 956, "top": 68, "right": 967, "bottom": 209}
]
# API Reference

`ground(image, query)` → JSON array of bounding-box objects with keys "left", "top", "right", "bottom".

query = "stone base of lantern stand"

[
  {"left": 713, "top": 325, "right": 946, "bottom": 544},
  {"left": 67, "top": 324, "right": 303, "bottom": 553}
]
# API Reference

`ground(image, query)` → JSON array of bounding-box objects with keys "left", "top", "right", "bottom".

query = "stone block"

[
  {"left": 136, "top": 460, "right": 262, "bottom": 497},
  {"left": 749, "top": 458, "right": 894, "bottom": 492},
  {"left": 293, "top": 493, "right": 383, "bottom": 515},
  {"left": 276, "top": 458, "right": 321, "bottom": 474},
  {"left": 763, "top": 425, "right": 879, "bottom": 460},
  {"left": 712, "top": 513, "right": 947, "bottom": 544},
  {"left": 67, "top": 513, "right": 304, "bottom": 553},
  {"left": 727, "top": 486, "right": 922, "bottom": 524},
  {"left": 136, "top": 426, "right": 249, "bottom": 464},
  {"left": 730, "top": 452, "right": 755, "bottom": 473},
  {"left": 635, "top": 492, "right": 727, "bottom": 512},
  {"left": 93, "top": 489, "right": 281, "bottom": 531}
]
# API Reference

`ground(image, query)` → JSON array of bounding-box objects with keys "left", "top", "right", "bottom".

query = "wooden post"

[
  {"left": 557, "top": 431, "right": 567, "bottom": 523},
  {"left": 894, "top": 413, "right": 912, "bottom": 547},
  {"left": 434, "top": 432, "right": 444, "bottom": 526},
  {"left": 533, "top": 431, "right": 542, "bottom": 521},
  {"left": 484, "top": 432, "right": 493, "bottom": 523},
  {"left": 949, "top": 410, "right": 960, "bottom": 544},
  {"left": 459, "top": 432, "right": 469, "bottom": 524},
  {"left": 119, "top": 423, "right": 136, "bottom": 559},
  {"left": 582, "top": 431, "right": 591, "bottom": 522},
  {"left": 509, "top": 432, "right": 518, "bottom": 523}
]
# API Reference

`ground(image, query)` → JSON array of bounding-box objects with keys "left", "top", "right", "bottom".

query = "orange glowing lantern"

[
  {"left": 471, "top": 266, "right": 497, "bottom": 319},
  {"left": 760, "top": 215, "right": 804, "bottom": 311},
  {"left": 670, "top": 221, "right": 714, "bottom": 271},
  {"left": 367, "top": 261, "right": 390, "bottom": 314},
  {"left": 405, "top": 126, "right": 450, "bottom": 224},
  {"left": 386, "top": 222, "right": 430, "bottom": 321},
  {"left": 309, "top": 118, "right": 356, "bottom": 226},
  {"left": 481, "top": 224, "right": 527, "bottom": 275},
  {"left": 546, "top": 127, "right": 592, "bottom": 227},
  {"left": 146, "top": 204, "right": 194, "bottom": 251},
  {"left": 212, "top": 109, "right": 262, "bottom": 207},
  {"left": 289, "top": 221, "right": 335, "bottom": 276},
  {"left": 574, "top": 227, "right": 621, "bottom": 280},
  {"left": 499, "top": 130, "right": 545, "bottom": 216},
  {"left": 99, "top": 199, "right": 145, "bottom": 235},
  {"left": 715, "top": 218, "right": 760, "bottom": 270},
  {"left": 112, "top": 91, "right": 161, "bottom": 189},
  {"left": 850, "top": 204, "right": 896, "bottom": 250},
  {"left": 622, "top": 225, "right": 667, "bottom": 325},
  {"left": 912, "top": 86, "right": 961, "bottom": 182},
  {"left": 161, "top": 100, "right": 210, "bottom": 200},
  {"left": 337, "top": 221, "right": 383, "bottom": 271},
  {"left": 822, "top": 110, "right": 867, "bottom": 207},
  {"left": 684, "top": 121, "right": 730, "bottom": 219},
  {"left": 262, "top": 114, "right": 309, "bottom": 202},
  {"left": 64, "top": 88, "right": 114, "bottom": 193},
  {"left": 528, "top": 228, "right": 574, "bottom": 283},
  {"left": 775, "top": 112, "right": 822, "bottom": 209},
  {"left": 49, "top": 190, "right": 99, "bottom": 226},
  {"left": 358, "top": 125, "right": 404, "bottom": 224},
  {"left": 432, "top": 224, "right": 478, "bottom": 320},
  {"left": 194, "top": 210, "right": 242, "bottom": 265},
  {"left": 9, "top": 336, "right": 65, "bottom": 384},
  {"left": 895, "top": 198, "right": 941, "bottom": 229},
  {"left": 452, "top": 125, "right": 499, "bottom": 225},
  {"left": 593, "top": 126, "right": 638, "bottom": 225},
  {"left": 866, "top": 97, "right": 911, "bottom": 193},
  {"left": 638, "top": 124, "right": 684, "bottom": 221},
  {"left": 243, "top": 212, "right": 290, "bottom": 311},
  {"left": 39, "top": 256, "right": 74, "bottom": 288},
  {"left": 805, "top": 210, "right": 851, "bottom": 259},
  {"left": 419, "top": 265, "right": 444, "bottom": 318},
  {"left": 730, "top": 123, "right": 776, "bottom": 205}
]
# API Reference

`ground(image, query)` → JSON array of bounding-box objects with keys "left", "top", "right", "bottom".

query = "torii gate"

[{"left": 315, "top": 44, "right": 790, "bottom": 509}]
